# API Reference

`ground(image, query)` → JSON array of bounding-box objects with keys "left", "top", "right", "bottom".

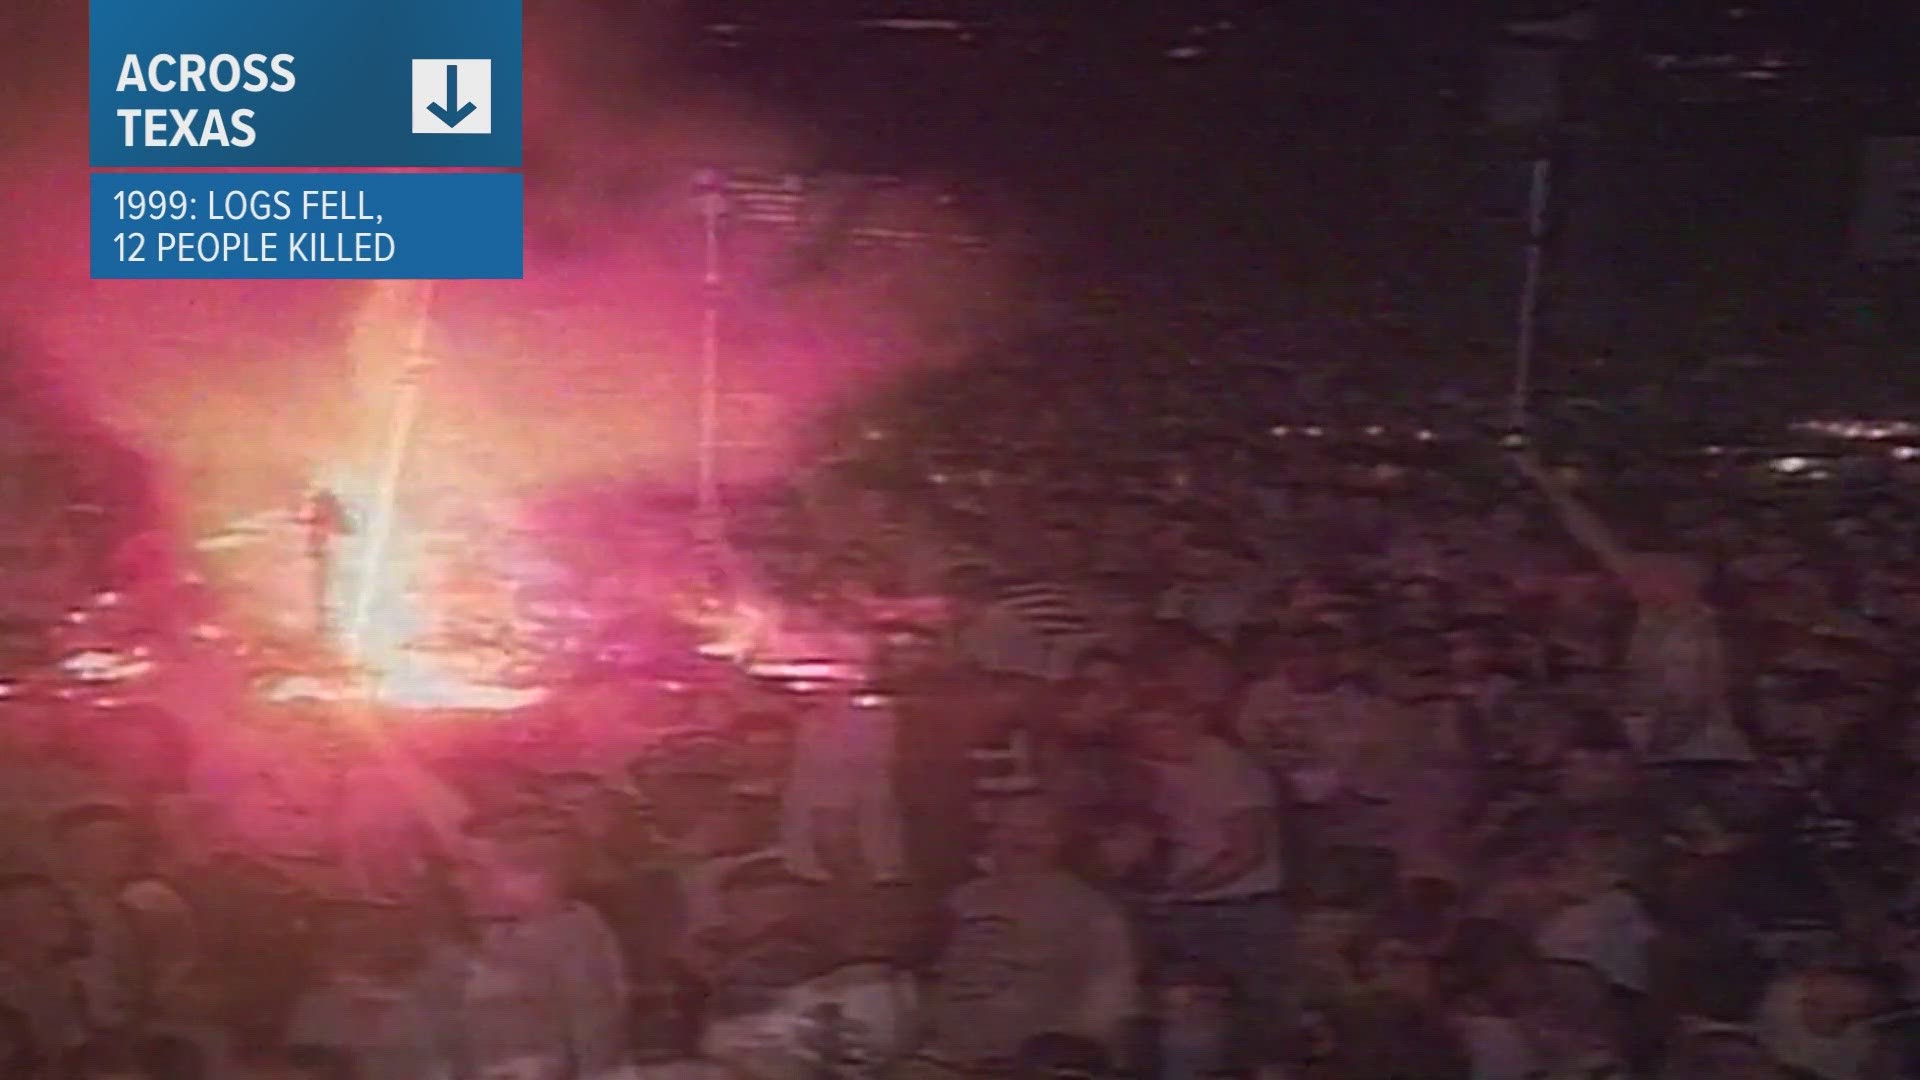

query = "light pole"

[{"left": 696, "top": 170, "right": 725, "bottom": 535}]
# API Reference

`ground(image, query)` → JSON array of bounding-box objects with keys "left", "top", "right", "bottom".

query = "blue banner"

[
  {"left": 89, "top": 0, "right": 522, "bottom": 168},
  {"left": 90, "top": 172, "right": 524, "bottom": 279}
]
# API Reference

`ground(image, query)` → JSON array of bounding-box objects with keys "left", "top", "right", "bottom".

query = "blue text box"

[
  {"left": 89, "top": 0, "right": 522, "bottom": 167},
  {"left": 91, "top": 172, "right": 524, "bottom": 279}
]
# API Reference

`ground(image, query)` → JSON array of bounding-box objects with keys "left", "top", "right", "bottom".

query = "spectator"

[
  {"left": 1533, "top": 826, "right": 1657, "bottom": 1000},
  {"left": 1513, "top": 450, "right": 1752, "bottom": 766},
  {"left": 780, "top": 689, "right": 906, "bottom": 888},
  {"left": 421, "top": 810, "right": 632, "bottom": 1080},
  {"left": 687, "top": 856, "right": 841, "bottom": 1080},
  {"left": 1755, "top": 964, "right": 1880, "bottom": 1080},
  {"left": 1130, "top": 701, "right": 1291, "bottom": 1071},
  {"left": 55, "top": 804, "right": 201, "bottom": 1039},
  {"left": 284, "top": 902, "right": 442, "bottom": 1080},
  {"left": 0, "top": 872, "right": 89, "bottom": 1063},
  {"left": 917, "top": 794, "right": 1137, "bottom": 1068}
]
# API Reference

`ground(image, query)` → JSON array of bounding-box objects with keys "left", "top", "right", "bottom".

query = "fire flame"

[{"left": 274, "top": 470, "right": 543, "bottom": 712}]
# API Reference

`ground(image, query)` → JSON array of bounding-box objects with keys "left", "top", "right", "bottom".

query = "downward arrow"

[{"left": 426, "top": 64, "right": 476, "bottom": 127}]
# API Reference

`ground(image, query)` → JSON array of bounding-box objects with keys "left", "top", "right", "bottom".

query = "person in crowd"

[
  {"left": 55, "top": 804, "right": 204, "bottom": 1041},
  {"left": 0, "top": 872, "right": 88, "bottom": 1069},
  {"left": 188, "top": 851, "right": 326, "bottom": 1055},
  {"left": 887, "top": 630, "right": 1000, "bottom": 896},
  {"left": 1033, "top": 652, "right": 1135, "bottom": 823},
  {"left": 285, "top": 901, "right": 443, "bottom": 1080},
  {"left": 1522, "top": 958, "right": 1636, "bottom": 1080},
  {"left": 1150, "top": 962, "right": 1238, "bottom": 1080},
  {"left": 421, "top": 809, "right": 632, "bottom": 1080},
  {"left": 1531, "top": 826, "right": 1657, "bottom": 995},
  {"left": 1442, "top": 918, "right": 1545, "bottom": 1080},
  {"left": 550, "top": 769, "right": 686, "bottom": 1059},
  {"left": 780, "top": 686, "right": 906, "bottom": 889},
  {"left": 685, "top": 855, "right": 841, "bottom": 1080},
  {"left": 774, "top": 885, "right": 925, "bottom": 1080},
  {"left": 1646, "top": 841, "right": 1772, "bottom": 1028},
  {"left": 1235, "top": 628, "right": 1400, "bottom": 864},
  {"left": 1130, "top": 700, "right": 1291, "bottom": 1072},
  {"left": 1328, "top": 931, "right": 1472, "bottom": 1080},
  {"left": 1512, "top": 448, "right": 1753, "bottom": 766},
  {"left": 1293, "top": 904, "right": 1368, "bottom": 1011},
  {"left": 1366, "top": 667, "right": 1477, "bottom": 883},
  {"left": 669, "top": 787, "right": 785, "bottom": 952},
  {"left": 1755, "top": 963, "right": 1882, "bottom": 1080},
  {"left": 915, "top": 793, "right": 1137, "bottom": 1069}
]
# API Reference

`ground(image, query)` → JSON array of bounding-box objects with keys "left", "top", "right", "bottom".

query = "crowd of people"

[{"left": 2, "top": 411, "right": 1920, "bottom": 1080}]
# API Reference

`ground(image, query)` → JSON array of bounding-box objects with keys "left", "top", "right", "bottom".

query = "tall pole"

[
  {"left": 1511, "top": 156, "right": 1552, "bottom": 429},
  {"left": 697, "top": 171, "right": 724, "bottom": 530}
]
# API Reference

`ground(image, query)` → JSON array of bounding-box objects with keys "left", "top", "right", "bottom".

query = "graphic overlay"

[
  {"left": 88, "top": 0, "right": 524, "bottom": 280},
  {"left": 90, "top": 172, "right": 524, "bottom": 279},
  {"left": 412, "top": 60, "right": 493, "bottom": 135},
  {"left": 89, "top": 0, "right": 522, "bottom": 168}
]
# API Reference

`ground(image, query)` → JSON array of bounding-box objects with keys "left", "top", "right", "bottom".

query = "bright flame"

[
  {"left": 686, "top": 594, "right": 771, "bottom": 660},
  {"left": 299, "top": 469, "right": 544, "bottom": 712}
]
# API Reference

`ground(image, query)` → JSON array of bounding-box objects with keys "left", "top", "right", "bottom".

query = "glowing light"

[
  {"left": 686, "top": 596, "right": 771, "bottom": 661},
  {"left": 60, "top": 650, "right": 156, "bottom": 683},
  {"left": 749, "top": 659, "right": 862, "bottom": 682},
  {"left": 1792, "top": 419, "right": 1920, "bottom": 441},
  {"left": 299, "top": 468, "right": 546, "bottom": 712},
  {"left": 860, "top": 18, "right": 965, "bottom": 32}
]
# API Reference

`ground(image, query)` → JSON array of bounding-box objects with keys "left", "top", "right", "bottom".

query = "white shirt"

[
  {"left": 1624, "top": 602, "right": 1753, "bottom": 764},
  {"left": 1534, "top": 887, "right": 1655, "bottom": 994},
  {"left": 1758, "top": 976, "right": 1874, "bottom": 1080},
  {"left": 423, "top": 903, "right": 631, "bottom": 1080},
  {"left": 1151, "top": 738, "right": 1282, "bottom": 901},
  {"left": 924, "top": 870, "right": 1137, "bottom": 1062}
]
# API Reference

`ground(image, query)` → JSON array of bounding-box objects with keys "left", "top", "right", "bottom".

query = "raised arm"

[{"left": 1511, "top": 450, "right": 1638, "bottom": 585}]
